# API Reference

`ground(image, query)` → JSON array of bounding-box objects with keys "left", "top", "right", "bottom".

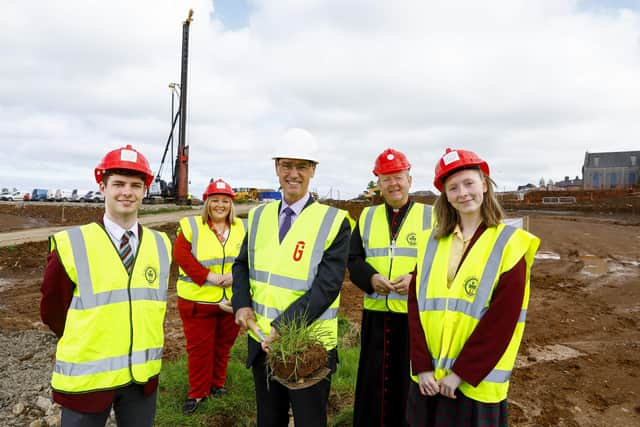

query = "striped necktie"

[{"left": 119, "top": 230, "right": 135, "bottom": 274}]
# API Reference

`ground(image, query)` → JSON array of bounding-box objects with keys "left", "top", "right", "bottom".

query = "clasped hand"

[
  {"left": 417, "top": 372, "right": 461, "bottom": 399},
  {"left": 207, "top": 272, "right": 233, "bottom": 287},
  {"left": 370, "top": 273, "right": 410, "bottom": 296}
]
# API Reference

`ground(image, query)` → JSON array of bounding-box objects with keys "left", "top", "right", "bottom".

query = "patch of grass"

[
  {"left": 156, "top": 316, "right": 360, "bottom": 426},
  {"left": 156, "top": 337, "right": 256, "bottom": 427}
]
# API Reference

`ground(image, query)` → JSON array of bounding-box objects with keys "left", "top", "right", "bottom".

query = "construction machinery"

[
  {"left": 146, "top": 9, "right": 193, "bottom": 205},
  {"left": 233, "top": 187, "right": 260, "bottom": 202}
]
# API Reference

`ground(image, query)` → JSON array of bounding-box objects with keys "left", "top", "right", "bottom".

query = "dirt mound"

[{"left": 0, "top": 203, "right": 104, "bottom": 231}]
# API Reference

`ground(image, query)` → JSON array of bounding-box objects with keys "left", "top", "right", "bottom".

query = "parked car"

[
  {"left": 54, "top": 189, "right": 74, "bottom": 202},
  {"left": 1, "top": 190, "right": 24, "bottom": 201},
  {"left": 70, "top": 189, "right": 85, "bottom": 202},
  {"left": 79, "top": 190, "right": 94, "bottom": 202},
  {"left": 91, "top": 191, "right": 105, "bottom": 203},
  {"left": 31, "top": 188, "right": 50, "bottom": 201}
]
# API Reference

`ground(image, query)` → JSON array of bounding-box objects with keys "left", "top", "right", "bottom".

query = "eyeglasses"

[{"left": 278, "top": 161, "right": 312, "bottom": 172}]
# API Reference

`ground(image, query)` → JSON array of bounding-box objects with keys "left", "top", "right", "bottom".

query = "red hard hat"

[
  {"left": 433, "top": 148, "right": 490, "bottom": 192},
  {"left": 203, "top": 178, "right": 235, "bottom": 201},
  {"left": 373, "top": 148, "right": 411, "bottom": 176},
  {"left": 94, "top": 144, "right": 154, "bottom": 187}
]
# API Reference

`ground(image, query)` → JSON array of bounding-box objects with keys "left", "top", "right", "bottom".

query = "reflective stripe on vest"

[
  {"left": 51, "top": 223, "right": 170, "bottom": 393},
  {"left": 55, "top": 348, "right": 163, "bottom": 377},
  {"left": 252, "top": 301, "right": 339, "bottom": 321},
  {"left": 250, "top": 205, "right": 338, "bottom": 292},
  {"left": 429, "top": 357, "right": 512, "bottom": 383},
  {"left": 418, "top": 226, "right": 516, "bottom": 318},
  {"left": 247, "top": 202, "right": 344, "bottom": 349},
  {"left": 361, "top": 203, "right": 431, "bottom": 312},
  {"left": 67, "top": 226, "right": 169, "bottom": 310}
]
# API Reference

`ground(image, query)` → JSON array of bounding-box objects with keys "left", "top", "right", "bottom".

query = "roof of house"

[
  {"left": 517, "top": 183, "right": 537, "bottom": 191},
  {"left": 584, "top": 151, "right": 640, "bottom": 168},
  {"left": 557, "top": 178, "right": 583, "bottom": 188}
]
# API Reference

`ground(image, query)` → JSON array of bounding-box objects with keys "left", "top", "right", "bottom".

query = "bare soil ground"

[{"left": 0, "top": 203, "right": 638, "bottom": 426}]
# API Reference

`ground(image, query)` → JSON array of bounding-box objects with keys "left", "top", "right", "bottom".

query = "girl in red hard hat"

[
  {"left": 407, "top": 149, "right": 540, "bottom": 426},
  {"left": 173, "top": 178, "right": 245, "bottom": 415}
]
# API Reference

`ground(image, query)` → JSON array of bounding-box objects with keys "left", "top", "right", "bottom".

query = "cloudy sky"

[{"left": 1, "top": 0, "right": 639, "bottom": 199}]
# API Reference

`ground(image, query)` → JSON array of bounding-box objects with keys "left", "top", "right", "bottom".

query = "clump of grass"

[
  {"left": 267, "top": 313, "right": 329, "bottom": 382},
  {"left": 338, "top": 317, "right": 360, "bottom": 349}
]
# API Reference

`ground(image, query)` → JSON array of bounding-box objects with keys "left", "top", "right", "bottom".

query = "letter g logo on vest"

[
  {"left": 463, "top": 276, "right": 479, "bottom": 297},
  {"left": 293, "top": 241, "right": 305, "bottom": 262},
  {"left": 144, "top": 266, "right": 158, "bottom": 284}
]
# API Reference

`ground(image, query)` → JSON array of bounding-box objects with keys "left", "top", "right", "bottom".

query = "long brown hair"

[
  {"left": 433, "top": 171, "right": 504, "bottom": 239},
  {"left": 200, "top": 195, "right": 236, "bottom": 226}
]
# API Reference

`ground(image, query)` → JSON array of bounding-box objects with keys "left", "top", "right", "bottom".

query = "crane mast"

[{"left": 173, "top": 8, "right": 193, "bottom": 205}]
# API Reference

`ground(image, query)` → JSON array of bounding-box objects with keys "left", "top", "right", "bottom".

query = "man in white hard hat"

[{"left": 233, "top": 128, "right": 351, "bottom": 427}]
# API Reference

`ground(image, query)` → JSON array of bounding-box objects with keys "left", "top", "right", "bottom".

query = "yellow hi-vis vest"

[
  {"left": 50, "top": 223, "right": 172, "bottom": 393},
  {"left": 360, "top": 202, "right": 432, "bottom": 313},
  {"left": 176, "top": 216, "right": 246, "bottom": 303},
  {"left": 247, "top": 201, "right": 347, "bottom": 350},
  {"left": 412, "top": 224, "right": 539, "bottom": 403}
]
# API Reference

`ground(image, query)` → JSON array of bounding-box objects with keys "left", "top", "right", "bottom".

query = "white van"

[{"left": 54, "top": 189, "right": 74, "bottom": 202}]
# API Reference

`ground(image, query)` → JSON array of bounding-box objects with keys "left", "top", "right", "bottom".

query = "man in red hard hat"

[
  {"left": 348, "top": 148, "right": 433, "bottom": 427},
  {"left": 41, "top": 145, "right": 172, "bottom": 427}
]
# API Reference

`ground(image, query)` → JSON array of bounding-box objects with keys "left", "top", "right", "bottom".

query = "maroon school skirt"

[{"left": 406, "top": 382, "right": 508, "bottom": 427}]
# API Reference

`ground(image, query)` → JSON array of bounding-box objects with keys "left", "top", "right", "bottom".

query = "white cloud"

[{"left": 1, "top": 0, "right": 639, "bottom": 198}]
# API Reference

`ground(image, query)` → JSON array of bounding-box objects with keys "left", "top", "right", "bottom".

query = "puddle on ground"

[
  {"left": 535, "top": 251, "right": 561, "bottom": 260},
  {"left": 580, "top": 254, "right": 609, "bottom": 275},
  {"left": 517, "top": 344, "right": 585, "bottom": 368}
]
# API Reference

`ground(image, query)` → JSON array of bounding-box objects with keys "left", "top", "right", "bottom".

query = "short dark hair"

[{"left": 103, "top": 168, "right": 147, "bottom": 185}]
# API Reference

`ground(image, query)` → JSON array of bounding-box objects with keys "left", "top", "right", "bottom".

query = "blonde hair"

[
  {"left": 433, "top": 171, "right": 504, "bottom": 239},
  {"left": 200, "top": 195, "right": 236, "bottom": 226}
]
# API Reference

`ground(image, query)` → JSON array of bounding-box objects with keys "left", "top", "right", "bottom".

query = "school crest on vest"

[
  {"left": 144, "top": 266, "right": 158, "bottom": 284},
  {"left": 463, "top": 276, "right": 479, "bottom": 297},
  {"left": 406, "top": 232, "right": 417, "bottom": 246}
]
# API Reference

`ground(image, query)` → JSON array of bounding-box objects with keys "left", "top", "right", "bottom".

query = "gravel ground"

[
  {"left": 0, "top": 330, "right": 119, "bottom": 427},
  {"left": 0, "top": 330, "right": 58, "bottom": 426}
]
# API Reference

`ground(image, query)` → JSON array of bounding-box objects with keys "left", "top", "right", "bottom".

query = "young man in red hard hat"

[
  {"left": 40, "top": 145, "right": 172, "bottom": 427},
  {"left": 348, "top": 148, "right": 433, "bottom": 427},
  {"left": 232, "top": 128, "right": 352, "bottom": 427}
]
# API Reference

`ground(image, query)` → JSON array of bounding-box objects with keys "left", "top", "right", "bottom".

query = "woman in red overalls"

[{"left": 173, "top": 179, "right": 245, "bottom": 415}]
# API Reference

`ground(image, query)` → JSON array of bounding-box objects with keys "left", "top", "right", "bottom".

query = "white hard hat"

[{"left": 272, "top": 128, "right": 320, "bottom": 164}]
